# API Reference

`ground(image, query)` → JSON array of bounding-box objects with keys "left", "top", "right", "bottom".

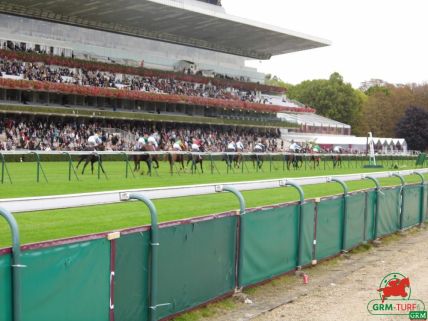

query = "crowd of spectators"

[
  {"left": 0, "top": 116, "right": 282, "bottom": 152},
  {"left": 0, "top": 56, "right": 271, "bottom": 104}
]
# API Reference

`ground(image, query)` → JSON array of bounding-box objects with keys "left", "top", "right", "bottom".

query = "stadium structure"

[{"left": 0, "top": 0, "right": 406, "bottom": 152}]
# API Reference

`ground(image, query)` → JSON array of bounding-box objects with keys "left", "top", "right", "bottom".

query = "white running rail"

[{"left": 1, "top": 169, "right": 427, "bottom": 213}]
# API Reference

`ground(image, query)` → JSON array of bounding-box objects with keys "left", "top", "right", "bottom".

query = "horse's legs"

[
  {"left": 76, "top": 157, "right": 85, "bottom": 169},
  {"left": 82, "top": 159, "right": 90, "bottom": 174},
  {"left": 200, "top": 160, "right": 204, "bottom": 173},
  {"left": 146, "top": 158, "right": 152, "bottom": 176}
]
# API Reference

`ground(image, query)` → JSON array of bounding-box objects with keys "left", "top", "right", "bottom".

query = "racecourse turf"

[
  {"left": 0, "top": 157, "right": 426, "bottom": 247},
  {"left": 0, "top": 157, "right": 420, "bottom": 198}
]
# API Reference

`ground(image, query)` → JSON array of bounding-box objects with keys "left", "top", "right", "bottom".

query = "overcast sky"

[{"left": 222, "top": 0, "right": 428, "bottom": 88}]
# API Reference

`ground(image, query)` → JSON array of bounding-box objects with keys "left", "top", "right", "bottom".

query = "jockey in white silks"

[
  {"left": 147, "top": 134, "right": 158, "bottom": 149},
  {"left": 236, "top": 140, "right": 244, "bottom": 152},
  {"left": 88, "top": 134, "right": 102, "bottom": 149},
  {"left": 254, "top": 142, "right": 265, "bottom": 152},
  {"left": 136, "top": 135, "right": 147, "bottom": 150},
  {"left": 227, "top": 141, "right": 236, "bottom": 153}
]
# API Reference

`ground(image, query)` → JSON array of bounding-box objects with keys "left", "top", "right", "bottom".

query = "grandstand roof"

[
  {"left": 277, "top": 113, "right": 351, "bottom": 129},
  {"left": 0, "top": 0, "right": 330, "bottom": 60}
]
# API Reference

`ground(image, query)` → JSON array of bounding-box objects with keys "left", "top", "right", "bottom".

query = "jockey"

[
  {"left": 173, "top": 137, "right": 184, "bottom": 151},
  {"left": 254, "top": 142, "right": 265, "bottom": 153},
  {"left": 147, "top": 133, "right": 158, "bottom": 149},
  {"left": 236, "top": 139, "right": 244, "bottom": 152},
  {"left": 227, "top": 140, "right": 236, "bottom": 153},
  {"left": 191, "top": 138, "right": 200, "bottom": 152},
  {"left": 88, "top": 133, "right": 102, "bottom": 149},
  {"left": 136, "top": 134, "right": 147, "bottom": 150}
]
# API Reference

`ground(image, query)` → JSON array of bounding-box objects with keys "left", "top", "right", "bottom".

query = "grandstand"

[{"left": 0, "top": 0, "right": 407, "bottom": 154}]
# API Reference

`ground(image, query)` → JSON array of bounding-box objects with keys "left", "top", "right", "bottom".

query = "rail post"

[
  {"left": 327, "top": 177, "right": 349, "bottom": 252},
  {"left": 62, "top": 152, "right": 79, "bottom": 182},
  {"left": 0, "top": 153, "right": 12, "bottom": 184},
  {"left": 413, "top": 171, "right": 426, "bottom": 225},
  {"left": 364, "top": 175, "right": 382, "bottom": 239},
  {"left": 30, "top": 152, "right": 48, "bottom": 183},
  {"left": 119, "top": 193, "right": 165, "bottom": 321},
  {"left": 215, "top": 185, "right": 246, "bottom": 289},
  {"left": 0, "top": 207, "right": 23, "bottom": 321},
  {"left": 279, "top": 180, "right": 305, "bottom": 269},
  {"left": 391, "top": 173, "right": 406, "bottom": 231},
  {"left": 121, "top": 152, "right": 135, "bottom": 179}
]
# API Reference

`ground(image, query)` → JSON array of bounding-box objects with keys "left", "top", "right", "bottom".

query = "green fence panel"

[
  {"left": 21, "top": 239, "right": 110, "bottom": 321},
  {"left": 402, "top": 185, "right": 422, "bottom": 228},
  {"left": 300, "top": 202, "right": 316, "bottom": 267},
  {"left": 424, "top": 184, "right": 428, "bottom": 222},
  {"left": 345, "top": 192, "right": 366, "bottom": 249},
  {"left": 157, "top": 215, "right": 237, "bottom": 319},
  {"left": 316, "top": 197, "right": 344, "bottom": 260},
  {"left": 115, "top": 232, "right": 150, "bottom": 321},
  {"left": 240, "top": 205, "right": 299, "bottom": 287},
  {"left": 377, "top": 188, "right": 401, "bottom": 237},
  {"left": 365, "top": 191, "right": 377, "bottom": 241},
  {"left": 0, "top": 254, "right": 12, "bottom": 321}
]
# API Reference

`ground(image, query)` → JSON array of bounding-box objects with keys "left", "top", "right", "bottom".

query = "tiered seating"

[{"left": 0, "top": 49, "right": 316, "bottom": 114}]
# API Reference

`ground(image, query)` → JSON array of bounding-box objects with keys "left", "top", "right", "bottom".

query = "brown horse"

[
  {"left": 332, "top": 154, "right": 342, "bottom": 169},
  {"left": 310, "top": 154, "right": 321, "bottom": 169},
  {"left": 133, "top": 144, "right": 159, "bottom": 176},
  {"left": 165, "top": 143, "right": 186, "bottom": 175},
  {"left": 187, "top": 145, "right": 205, "bottom": 174}
]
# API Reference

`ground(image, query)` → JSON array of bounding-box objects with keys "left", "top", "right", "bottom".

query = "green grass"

[
  {"left": 0, "top": 158, "right": 420, "bottom": 198},
  {"left": 0, "top": 168, "right": 426, "bottom": 248}
]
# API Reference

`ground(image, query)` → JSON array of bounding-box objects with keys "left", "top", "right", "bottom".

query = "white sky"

[{"left": 222, "top": 0, "right": 428, "bottom": 88}]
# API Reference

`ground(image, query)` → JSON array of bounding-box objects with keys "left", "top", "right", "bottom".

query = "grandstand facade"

[{"left": 3, "top": 0, "right": 395, "bottom": 153}]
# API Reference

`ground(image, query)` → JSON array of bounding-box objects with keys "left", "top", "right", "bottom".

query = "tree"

[
  {"left": 396, "top": 106, "right": 428, "bottom": 151},
  {"left": 287, "top": 72, "right": 363, "bottom": 129},
  {"left": 264, "top": 74, "right": 292, "bottom": 90}
]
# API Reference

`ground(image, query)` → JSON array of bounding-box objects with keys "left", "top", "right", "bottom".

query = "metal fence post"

[
  {"left": 327, "top": 177, "right": 349, "bottom": 252},
  {"left": 392, "top": 173, "right": 406, "bottom": 231},
  {"left": 215, "top": 185, "right": 246, "bottom": 290},
  {"left": 0, "top": 207, "right": 23, "bottom": 321},
  {"left": 364, "top": 176, "right": 382, "bottom": 239},
  {"left": 62, "top": 152, "right": 79, "bottom": 182},
  {"left": 413, "top": 171, "right": 426, "bottom": 225},
  {"left": 279, "top": 180, "right": 305, "bottom": 269},
  {"left": 30, "top": 152, "right": 48, "bottom": 183},
  {"left": 121, "top": 152, "right": 135, "bottom": 179},
  {"left": 119, "top": 192, "right": 164, "bottom": 321},
  {"left": 0, "top": 153, "right": 12, "bottom": 184}
]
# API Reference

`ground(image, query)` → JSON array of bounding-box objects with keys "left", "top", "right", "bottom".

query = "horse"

[
  {"left": 251, "top": 149, "right": 265, "bottom": 170},
  {"left": 310, "top": 153, "right": 321, "bottom": 169},
  {"left": 187, "top": 145, "right": 204, "bottom": 174},
  {"left": 284, "top": 152, "right": 303, "bottom": 170},
  {"left": 223, "top": 150, "right": 241, "bottom": 171},
  {"left": 332, "top": 154, "right": 342, "bottom": 169},
  {"left": 76, "top": 144, "right": 106, "bottom": 175},
  {"left": 133, "top": 144, "right": 159, "bottom": 176},
  {"left": 166, "top": 144, "right": 186, "bottom": 175}
]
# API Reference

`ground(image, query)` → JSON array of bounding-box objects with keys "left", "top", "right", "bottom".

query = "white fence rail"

[{"left": 1, "top": 169, "right": 427, "bottom": 213}]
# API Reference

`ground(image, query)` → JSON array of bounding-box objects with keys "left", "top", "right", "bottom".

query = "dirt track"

[{"left": 201, "top": 226, "right": 428, "bottom": 321}]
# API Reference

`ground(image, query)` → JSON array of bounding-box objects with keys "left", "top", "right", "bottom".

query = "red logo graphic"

[{"left": 377, "top": 276, "right": 411, "bottom": 303}]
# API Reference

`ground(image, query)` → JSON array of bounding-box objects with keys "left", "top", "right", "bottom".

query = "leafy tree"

[
  {"left": 287, "top": 72, "right": 363, "bottom": 129},
  {"left": 396, "top": 106, "right": 428, "bottom": 151},
  {"left": 264, "top": 74, "right": 292, "bottom": 90}
]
